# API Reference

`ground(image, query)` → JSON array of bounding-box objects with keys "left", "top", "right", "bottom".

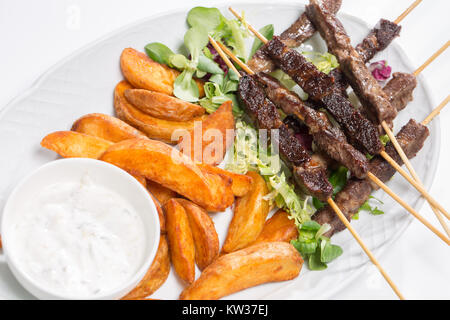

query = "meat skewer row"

[
  {"left": 329, "top": 0, "right": 422, "bottom": 94},
  {"left": 228, "top": 8, "right": 450, "bottom": 244},
  {"left": 209, "top": 36, "right": 405, "bottom": 300},
  {"left": 303, "top": 2, "right": 450, "bottom": 221},
  {"left": 231, "top": 9, "right": 384, "bottom": 156},
  {"left": 315, "top": 97, "right": 450, "bottom": 238},
  {"left": 381, "top": 49, "right": 450, "bottom": 236},
  {"left": 216, "top": 40, "right": 369, "bottom": 179},
  {"left": 249, "top": 0, "right": 420, "bottom": 75}
]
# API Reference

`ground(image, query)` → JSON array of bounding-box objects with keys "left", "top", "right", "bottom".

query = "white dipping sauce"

[{"left": 8, "top": 174, "right": 146, "bottom": 298}]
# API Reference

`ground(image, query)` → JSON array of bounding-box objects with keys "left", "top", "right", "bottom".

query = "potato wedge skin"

[
  {"left": 71, "top": 113, "right": 147, "bottom": 142},
  {"left": 177, "top": 199, "right": 219, "bottom": 270},
  {"left": 179, "top": 242, "right": 303, "bottom": 300},
  {"left": 146, "top": 179, "right": 177, "bottom": 206},
  {"left": 99, "top": 138, "right": 234, "bottom": 212},
  {"left": 165, "top": 199, "right": 195, "bottom": 284},
  {"left": 253, "top": 210, "right": 298, "bottom": 244},
  {"left": 223, "top": 171, "right": 270, "bottom": 253},
  {"left": 149, "top": 193, "right": 166, "bottom": 234},
  {"left": 120, "top": 48, "right": 204, "bottom": 96},
  {"left": 179, "top": 101, "right": 235, "bottom": 166},
  {"left": 115, "top": 81, "right": 206, "bottom": 144},
  {"left": 122, "top": 235, "right": 170, "bottom": 300},
  {"left": 198, "top": 164, "right": 253, "bottom": 197},
  {"left": 124, "top": 89, "right": 205, "bottom": 122},
  {"left": 41, "top": 131, "right": 113, "bottom": 159}
]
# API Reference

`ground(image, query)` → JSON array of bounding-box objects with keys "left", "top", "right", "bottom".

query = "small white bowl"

[{"left": 1, "top": 158, "right": 160, "bottom": 300}]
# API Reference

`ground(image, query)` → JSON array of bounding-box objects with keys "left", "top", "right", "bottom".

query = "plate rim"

[{"left": 0, "top": 1, "right": 441, "bottom": 300}]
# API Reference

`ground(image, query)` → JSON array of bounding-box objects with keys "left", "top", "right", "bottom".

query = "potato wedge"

[
  {"left": 177, "top": 199, "right": 219, "bottom": 270},
  {"left": 120, "top": 48, "right": 204, "bottom": 96},
  {"left": 179, "top": 242, "right": 303, "bottom": 300},
  {"left": 99, "top": 138, "right": 234, "bottom": 212},
  {"left": 41, "top": 131, "right": 113, "bottom": 159},
  {"left": 165, "top": 199, "right": 195, "bottom": 284},
  {"left": 115, "top": 81, "right": 206, "bottom": 144},
  {"left": 150, "top": 193, "right": 166, "bottom": 234},
  {"left": 124, "top": 89, "right": 205, "bottom": 122},
  {"left": 146, "top": 179, "right": 177, "bottom": 205},
  {"left": 198, "top": 164, "right": 253, "bottom": 197},
  {"left": 253, "top": 210, "right": 298, "bottom": 244},
  {"left": 71, "top": 113, "right": 147, "bottom": 142},
  {"left": 122, "top": 235, "right": 170, "bottom": 300},
  {"left": 222, "top": 171, "right": 270, "bottom": 253},
  {"left": 178, "top": 101, "right": 235, "bottom": 165}
]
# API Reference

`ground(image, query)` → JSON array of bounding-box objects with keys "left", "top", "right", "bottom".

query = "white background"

[{"left": 0, "top": 0, "right": 449, "bottom": 300}]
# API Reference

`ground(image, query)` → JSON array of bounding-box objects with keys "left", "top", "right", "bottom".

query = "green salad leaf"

[
  {"left": 187, "top": 7, "right": 222, "bottom": 31},
  {"left": 249, "top": 24, "right": 274, "bottom": 59},
  {"left": 291, "top": 222, "right": 343, "bottom": 271},
  {"left": 302, "top": 51, "right": 340, "bottom": 74},
  {"left": 144, "top": 42, "right": 174, "bottom": 65}
]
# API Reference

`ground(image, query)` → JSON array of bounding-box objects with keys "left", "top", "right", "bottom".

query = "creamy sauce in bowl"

[{"left": 7, "top": 174, "right": 146, "bottom": 298}]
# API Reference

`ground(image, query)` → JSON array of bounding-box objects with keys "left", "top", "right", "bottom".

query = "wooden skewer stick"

[
  {"left": 423, "top": 95, "right": 450, "bottom": 126},
  {"left": 210, "top": 36, "right": 406, "bottom": 300},
  {"left": 380, "top": 44, "right": 450, "bottom": 238},
  {"left": 394, "top": 0, "right": 423, "bottom": 24},
  {"left": 229, "top": 6, "right": 450, "bottom": 245},
  {"left": 327, "top": 199, "right": 405, "bottom": 300},
  {"left": 414, "top": 41, "right": 450, "bottom": 77}
]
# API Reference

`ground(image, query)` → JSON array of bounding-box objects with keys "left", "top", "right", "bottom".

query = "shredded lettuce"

[
  {"left": 226, "top": 120, "right": 314, "bottom": 226},
  {"left": 302, "top": 51, "right": 339, "bottom": 74}
]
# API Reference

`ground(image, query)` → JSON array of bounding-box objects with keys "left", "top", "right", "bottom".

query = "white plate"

[{"left": 0, "top": 2, "right": 439, "bottom": 300}]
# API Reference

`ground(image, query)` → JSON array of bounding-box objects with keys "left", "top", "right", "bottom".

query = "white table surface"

[{"left": 0, "top": 0, "right": 448, "bottom": 300}]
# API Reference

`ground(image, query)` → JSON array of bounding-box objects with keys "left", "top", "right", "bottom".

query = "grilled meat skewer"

[
  {"left": 238, "top": 74, "right": 334, "bottom": 201},
  {"left": 249, "top": 0, "right": 342, "bottom": 73},
  {"left": 306, "top": 0, "right": 398, "bottom": 125},
  {"left": 313, "top": 119, "right": 429, "bottom": 237},
  {"left": 263, "top": 36, "right": 383, "bottom": 156},
  {"left": 254, "top": 72, "right": 370, "bottom": 179}
]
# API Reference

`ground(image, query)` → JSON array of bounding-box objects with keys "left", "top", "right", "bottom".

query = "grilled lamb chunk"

[
  {"left": 356, "top": 19, "right": 402, "bottom": 62},
  {"left": 238, "top": 74, "right": 333, "bottom": 201},
  {"left": 313, "top": 119, "right": 430, "bottom": 237},
  {"left": 254, "top": 72, "right": 369, "bottom": 178},
  {"left": 248, "top": 0, "right": 342, "bottom": 73},
  {"left": 383, "top": 72, "right": 417, "bottom": 111},
  {"left": 306, "top": 0, "right": 398, "bottom": 124}
]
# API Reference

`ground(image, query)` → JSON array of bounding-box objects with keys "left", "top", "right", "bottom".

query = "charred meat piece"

[
  {"left": 263, "top": 37, "right": 383, "bottom": 156},
  {"left": 383, "top": 72, "right": 418, "bottom": 111},
  {"left": 313, "top": 119, "right": 430, "bottom": 237},
  {"left": 254, "top": 72, "right": 369, "bottom": 179},
  {"left": 356, "top": 19, "right": 402, "bottom": 62},
  {"left": 248, "top": 0, "right": 342, "bottom": 73},
  {"left": 306, "top": 0, "right": 398, "bottom": 124},
  {"left": 238, "top": 75, "right": 333, "bottom": 201}
]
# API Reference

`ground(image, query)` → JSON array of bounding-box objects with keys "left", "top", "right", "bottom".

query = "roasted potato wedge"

[
  {"left": 146, "top": 179, "right": 177, "bottom": 205},
  {"left": 177, "top": 199, "right": 219, "bottom": 270},
  {"left": 115, "top": 81, "right": 206, "bottom": 144},
  {"left": 71, "top": 113, "right": 147, "bottom": 142},
  {"left": 178, "top": 101, "right": 235, "bottom": 165},
  {"left": 253, "top": 210, "right": 298, "bottom": 244},
  {"left": 165, "top": 199, "right": 195, "bottom": 284},
  {"left": 99, "top": 138, "right": 234, "bottom": 212},
  {"left": 122, "top": 235, "right": 170, "bottom": 300},
  {"left": 179, "top": 242, "right": 303, "bottom": 300},
  {"left": 223, "top": 171, "right": 270, "bottom": 253},
  {"left": 124, "top": 89, "right": 205, "bottom": 121},
  {"left": 150, "top": 193, "right": 166, "bottom": 234},
  {"left": 120, "top": 48, "right": 204, "bottom": 96},
  {"left": 198, "top": 164, "right": 253, "bottom": 197},
  {"left": 41, "top": 131, "right": 113, "bottom": 159}
]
